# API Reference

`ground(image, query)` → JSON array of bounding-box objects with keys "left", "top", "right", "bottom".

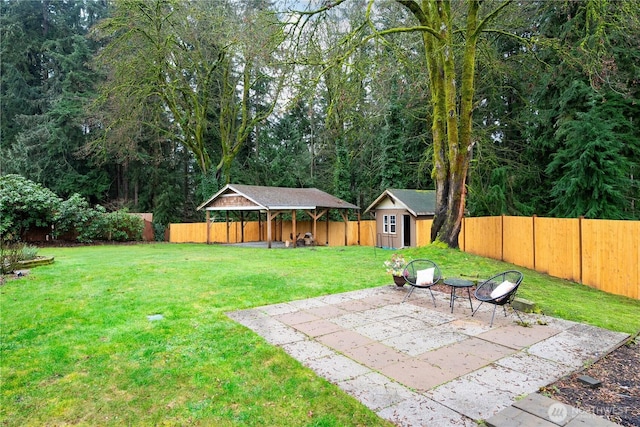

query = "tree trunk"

[{"left": 409, "top": 0, "right": 482, "bottom": 249}]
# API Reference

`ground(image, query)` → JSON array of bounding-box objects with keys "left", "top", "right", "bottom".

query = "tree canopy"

[{"left": 1, "top": 0, "right": 638, "bottom": 240}]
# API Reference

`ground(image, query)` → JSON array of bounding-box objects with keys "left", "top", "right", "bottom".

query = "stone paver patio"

[{"left": 227, "top": 285, "right": 628, "bottom": 426}]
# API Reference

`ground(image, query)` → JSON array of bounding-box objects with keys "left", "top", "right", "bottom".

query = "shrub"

[
  {"left": 54, "top": 196, "right": 143, "bottom": 243},
  {"left": 102, "top": 210, "right": 143, "bottom": 242},
  {"left": 0, "top": 174, "right": 62, "bottom": 239}
]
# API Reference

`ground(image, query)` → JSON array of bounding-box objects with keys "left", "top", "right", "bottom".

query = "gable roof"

[
  {"left": 197, "top": 184, "right": 359, "bottom": 211},
  {"left": 364, "top": 189, "right": 436, "bottom": 217}
]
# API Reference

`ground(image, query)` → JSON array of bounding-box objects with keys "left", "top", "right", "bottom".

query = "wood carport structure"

[{"left": 197, "top": 184, "right": 360, "bottom": 248}]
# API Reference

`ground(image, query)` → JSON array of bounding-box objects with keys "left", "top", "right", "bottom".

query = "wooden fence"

[
  {"left": 169, "top": 216, "right": 639, "bottom": 300},
  {"left": 170, "top": 220, "right": 377, "bottom": 247},
  {"left": 460, "top": 216, "right": 639, "bottom": 300}
]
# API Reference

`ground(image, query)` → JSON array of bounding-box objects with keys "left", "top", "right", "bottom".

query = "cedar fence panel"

[
  {"left": 463, "top": 217, "right": 502, "bottom": 260},
  {"left": 534, "top": 217, "right": 581, "bottom": 282},
  {"left": 503, "top": 216, "right": 535, "bottom": 269},
  {"left": 169, "top": 223, "right": 208, "bottom": 243},
  {"left": 170, "top": 220, "right": 376, "bottom": 247},
  {"left": 415, "top": 219, "right": 433, "bottom": 247},
  {"left": 581, "top": 219, "right": 639, "bottom": 299}
]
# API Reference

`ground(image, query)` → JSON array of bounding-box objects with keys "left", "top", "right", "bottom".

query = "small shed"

[
  {"left": 197, "top": 184, "right": 359, "bottom": 248},
  {"left": 364, "top": 189, "right": 436, "bottom": 249}
]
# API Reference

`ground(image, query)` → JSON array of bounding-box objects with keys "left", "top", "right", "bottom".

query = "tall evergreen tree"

[
  {"left": 524, "top": 0, "right": 640, "bottom": 219},
  {"left": 1, "top": 0, "right": 110, "bottom": 200}
]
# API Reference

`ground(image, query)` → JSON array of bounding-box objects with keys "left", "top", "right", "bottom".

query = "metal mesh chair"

[
  {"left": 472, "top": 270, "right": 524, "bottom": 327},
  {"left": 402, "top": 259, "right": 442, "bottom": 305}
]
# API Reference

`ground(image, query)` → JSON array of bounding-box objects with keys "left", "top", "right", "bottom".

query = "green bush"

[
  {"left": 2, "top": 176, "right": 143, "bottom": 244},
  {"left": 102, "top": 210, "right": 143, "bottom": 242},
  {"left": 0, "top": 174, "right": 62, "bottom": 239}
]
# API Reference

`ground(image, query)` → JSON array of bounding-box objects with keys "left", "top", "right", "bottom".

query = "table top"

[{"left": 443, "top": 278, "right": 474, "bottom": 288}]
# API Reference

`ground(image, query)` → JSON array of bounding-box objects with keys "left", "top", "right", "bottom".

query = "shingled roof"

[
  {"left": 364, "top": 189, "right": 436, "bottom": 217},
  {"left": 197, "top": 184, "right": 359, "bottom": 211}
]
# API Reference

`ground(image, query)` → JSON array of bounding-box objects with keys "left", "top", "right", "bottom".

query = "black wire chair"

[
  {"left": 472, "top": 270, "right": 524, "bottom": 327},
  {"left": 401, "top": 259, "right": 442, "bottom": 305}
]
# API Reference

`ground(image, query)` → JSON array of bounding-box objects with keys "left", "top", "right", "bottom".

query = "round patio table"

[{"left": 444, "top": 278, "right": 474, "bottom": 313}]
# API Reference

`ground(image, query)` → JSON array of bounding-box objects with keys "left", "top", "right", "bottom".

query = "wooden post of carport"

[
  {"left": 266, "top": 210, "right": 272, "bottom": 248},
  {"left": 326, "top": 209, "right": 330, "bottom": 246},
  {"left": 305, "top": 208, "right": 327, "bottom": 246},
  {"left": 240, "top": 211, "right": 245, "bottom": 243},
  {"left": 266, "top": 210, "right": 282, "bottom": 249},
  {"left": 292, "top": 209, "right": 297, "bottom": 248}
]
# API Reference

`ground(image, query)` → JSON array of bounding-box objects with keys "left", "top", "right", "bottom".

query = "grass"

[{"left": 1, "top": 243, "right": 639, "bottom": 426}]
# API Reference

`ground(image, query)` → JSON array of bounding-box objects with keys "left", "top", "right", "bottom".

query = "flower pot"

[{"left": 393, "top": 275, "right": 406, "bottom": 287}]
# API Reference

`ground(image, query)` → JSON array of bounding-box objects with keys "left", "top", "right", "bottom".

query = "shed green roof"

[{"left": 364, "top": 189, "right": 436, "bottom": 217}]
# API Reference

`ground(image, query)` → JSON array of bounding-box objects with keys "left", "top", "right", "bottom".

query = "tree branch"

[{"left": 474, "top": 0, "right": 512, "bottom": 37}]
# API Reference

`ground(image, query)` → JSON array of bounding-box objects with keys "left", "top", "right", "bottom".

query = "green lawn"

[{"left": 1, "top": 243, "right": 639, "bottom": 426}]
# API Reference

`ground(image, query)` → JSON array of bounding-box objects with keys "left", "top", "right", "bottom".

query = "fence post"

[
  {"left": 579, "top": 216, "right": 584, "bottom": 284},
  {"left": 501, "top": 215, "right": 504, "bottom": 261},
  {"left": 462, "top": 217, "right": 465, "bottom": 250},
  {"left": 206, "top": 211, "right": 210, "bottom": 244},
  {"left": 532, "top": 215, "right": 537, "bottom": 270}
]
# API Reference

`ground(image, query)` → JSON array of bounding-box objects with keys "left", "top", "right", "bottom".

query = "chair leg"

[
  {"left": 490, "top": 304, "right": 498, "bottom": 327},
  {"left": 471, "top": 301, "right": 484, "bottom": 317},
  {"left": 511, "top": 305, "right": 524, "bottom": 323},
  {"left": 428, "top": 288, "right": 437, "bottom": 307},
  {"left": 402, "top": 286, "right": 415, "bottom": 303}
]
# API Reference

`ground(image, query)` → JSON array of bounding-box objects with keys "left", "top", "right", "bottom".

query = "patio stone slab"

[
  {"left": 463, "top": 363, "right": 555, "bottom": 396},
  {"left": 280, "top": 339, "right": 337, "bottom": 362},
  {"left": 477, "top": 323, "right": 562, "bottom": 350},
  {"left": 438, "top": 318, "right": 493, "bottom": 336},
  {"left": 342, "top": 341, "right": 411, "bottom": 370},
  {"left": 388, "top": 302, "right": 457, "bottom": 325},
  {"left": 330, "top": 312, "right": 371, "bottom": 329},
  {"left": 426, "top": 377, "right": 516, "bottom": 420},
  {"left": 495, "top": 352, "right": 576, "bottom": 383},
  {"left": 275, "top": 310, "right": 321, "bottom": 325},
  {"left": 287, "top": 297, "right": 328, "bottom": 310},
  {"left": 337, "top": 371, "right": 416, "bottom": 411},
  {"left": 303, "top": 304, "right": 349, "bottom": 319},
  {"left": 527, "top": 324, "right": 628, "bottom": 368},
  {"left": 290, "top": 318, "right": 344, "bottom": 337},
  {"left": 486, "top": 405, "right": 558, "bottom": 427},
  {"left": 511, "top": 393, "right": 574, "bottom": 425},
  {"left": 359, "top": 306, "right": 403, "bottom": 322},
  {"left": 305, "top": 353, "right": 371, "bottom": 383},
  {"left": 258, "top": 302, "right": 299, "bottom": 316},
  {"left": 418, "top": 341, "right": 495, "bottom": 374},
  {"left": 377, "top": 394, "right": 476, "bottom": 427},
  {"left": 334, "top": 298, "right": 380, "bottom": 312},
  {"left": 379, "top": 358, "right": 457, "bottom": 392},
  {"left": 443, "top": 336, "right": 517, "bottom": 362},
  {"left": 316, "top": 293, "right": 356, "bottom": 305},
  {"left": 316, "top": 329, "right": 373, "bottom": 351},
  {"left": 259, "top": 324, "right": 307, "bottom": 346},
  {"left": 382, "top": 327, "right": 467, "bottom": 356},
  {"left": 354, "top": 315, "right": 427, "bottom": 341}
]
